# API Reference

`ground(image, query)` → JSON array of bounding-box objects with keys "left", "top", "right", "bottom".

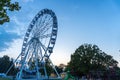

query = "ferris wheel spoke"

[
  {"left": 41, "top": 24, "right": 53, "bottom": 36},
  {"left": 39, "top": 15, "right": 48, "bottom": 29},
  {"left": 40, "top": 22, "right": 53, "bottom": 36},
  {"left": 39, "top": 41, "right": 47, "bottom": 52},
  {"left": 33, "top": 24, "right": 52, "bottom": 38},
  {"left": 27, "top": 43, "right": 37, "bottom": 63},
  {"left": 27, "top": 54, "right": 32, "bottom": 64},
  {"left": 38, "top": 17, "right": 52, "bottom": 34},
  {"left": 23, "top": 41, "right": 32, "bottom": 61},
  {"left": 36, "top": 15, "right": 46, "bottom": 28},
  {"left": 32, "top": 19, "right": 51, "bottom": 37},
  {"left": 41, "top": 19, "right": 52, "bottom": 33},
  {"left": 37, "top": 17, "right": 42, "bottom": 27},
  {"left": 39, "top": 33, "right": 51, "bottom": 39},
  {"left": 35, "top": 18, "right": 41, "bottom": 29},
  {"left": 41, "top": 16, "right": 52, "bottom": 29},
  {"left": 32, "top": 15, "right": 46, "bottom": 37},
  {"left": 26, "top": 40, "right": 37, "bottom": 58},
  {"left": 25, "top": 44, "right": 33, "bottom": 61},
  {"left": 38, "top": 22, "right": 52, "bottom": 35},
  {"left": 37, "top": 46, "right": 43, "bottom": 60},
  {"left": 41, "top": 14, "right": 50, "bottom": 25}
]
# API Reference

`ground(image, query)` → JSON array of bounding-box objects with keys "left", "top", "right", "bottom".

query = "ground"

[{"left": 0, "top": 77, "right": 11, "bottom": 80}]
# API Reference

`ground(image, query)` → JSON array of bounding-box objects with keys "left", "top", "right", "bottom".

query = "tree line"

[
  {"left": 0, "top": 55, "right": 63, "bottom": 76},
  {"left": 0, "top": 43, "right": 120, "bottom": 79}
]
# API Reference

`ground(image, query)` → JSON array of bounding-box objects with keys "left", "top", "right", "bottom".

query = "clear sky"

[{"left": 0, "top": 0, "right": 120, "bottom": 66}]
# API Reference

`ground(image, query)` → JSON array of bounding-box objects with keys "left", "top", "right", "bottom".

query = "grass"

[{"left": 0, "top": 77, "right": 11, "bottom": 80}]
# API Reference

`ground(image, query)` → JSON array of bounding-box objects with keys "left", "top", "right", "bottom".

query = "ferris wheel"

[
  {"left": 21, "top": 8, "right": 58, "bottom": 61},
  {"left": 6, "top": 9, "right": 61, "bottom": 80}
]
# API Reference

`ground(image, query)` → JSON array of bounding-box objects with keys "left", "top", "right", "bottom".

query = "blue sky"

[{"left": 0, "top": 0, "right": 120, "bottom": 65}]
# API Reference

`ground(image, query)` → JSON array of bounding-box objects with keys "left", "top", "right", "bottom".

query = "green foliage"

[
  {"left": 0, "top": 55, "right": 10, "bottom": 73},
  {"left": 0, "top": 0, "right": 21, "bottom": 24},
  {"left": 0, "top": 77, "right": 11, "bottom": 80},
  {"left": 0, "top": 55, "right": 18, "bottom": 76},
  {"left": 66, "top": 43, "right": 118, "bottom": 76}
]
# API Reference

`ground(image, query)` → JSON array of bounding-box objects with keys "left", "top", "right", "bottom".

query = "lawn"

[{"left": 0, "top": 77, "right": 11, "bottom": 80}]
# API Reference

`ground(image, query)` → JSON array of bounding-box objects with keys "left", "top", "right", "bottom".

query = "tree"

[
  {"left": 0, "top": 55, "right": 10, "bottom": 73},
  {"left": 0, "top": 0, "right": 21, "bottom": 24},
  {"left": 66, "top": 43, "right": 118, "bottom": 77},
  {"left": 0, "top": 55, "right": 18, "bottom": 76}
]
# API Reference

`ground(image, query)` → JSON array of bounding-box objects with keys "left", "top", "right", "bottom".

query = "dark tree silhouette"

[
  {"left": 0, "top": 55, "right": 18, "bottom": 76},
  {"left": 66, "top": 43, "right": 118, "bottom": 77}
]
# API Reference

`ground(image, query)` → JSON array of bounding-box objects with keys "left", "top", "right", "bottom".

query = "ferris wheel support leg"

[
  {"left": 44, "top": 62, "right": 48, "bottom": 78},
  {"left": 49, "top": 58, "right": 61, "bottom": 78},
  {"left": 18, "top": 46, "right": 30, "bottom": 80},
  {"left": 35, "top": 49, "right": 40, "bottom": 80}
]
